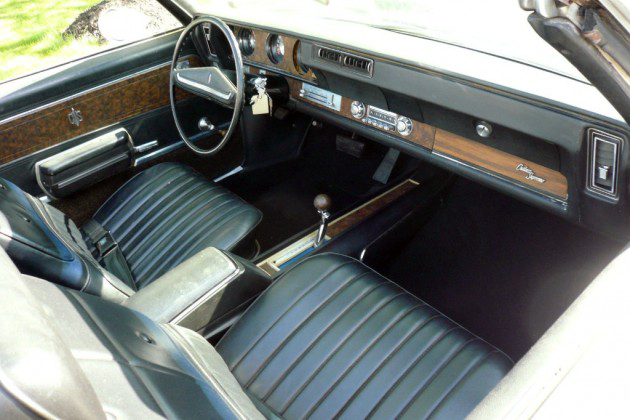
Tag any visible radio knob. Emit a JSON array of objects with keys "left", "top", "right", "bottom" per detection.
[
  {"left": 397, "top": 116, "right": 413, "bottom": 136},
  {"left": 350, "top": 101, "right": 366, "bottom": 119}
]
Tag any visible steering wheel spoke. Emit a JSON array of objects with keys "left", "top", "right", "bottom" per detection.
[
  {"left": 169, "top": 16, "right": 244, "bottom": 155},
  {"left": 173, "top": 66, "right": 237, "bottom": 108}
]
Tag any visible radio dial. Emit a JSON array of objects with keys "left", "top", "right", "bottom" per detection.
[
  {"left": 396, "top": 116, "right": 413, "bottom": 136},
  {"left": 350, "top": 101, "right": 366, "bottom": 119}
]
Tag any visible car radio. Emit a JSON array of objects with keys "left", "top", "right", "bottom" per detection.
[
  {"left": 366, "top": 106, "right": 397, "bottom": 131},
  {"left": 350, "top": 101, "right": 413, "bottom": 136}
]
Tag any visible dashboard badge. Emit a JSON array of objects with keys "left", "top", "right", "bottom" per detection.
[{"left": 516, "top": 164, "right": 546, "bottom": 183}]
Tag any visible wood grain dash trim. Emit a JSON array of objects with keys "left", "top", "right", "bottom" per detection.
[
  {"left": 289, "top": 77, "right": 567, "bottom": 200},
  {"left": 433, "top": 129, "right": 568, "bottom": 199},
  {"left": 289, "top": 79, "right": 433, "bottom": 149},
  {"left": 238, "top": 27, "right": 317, "bottom": 81}
]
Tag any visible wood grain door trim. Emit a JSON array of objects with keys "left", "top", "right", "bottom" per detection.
[
  {"left": 0, "top": 58, "right": 199, "bottom": 166},
  {"left": 433, "top": 129, "right": 569, "bottom": 199}
]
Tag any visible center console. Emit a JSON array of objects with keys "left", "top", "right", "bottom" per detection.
[{"left": 125, "top": 247, "right": 272, "bottom": 337}]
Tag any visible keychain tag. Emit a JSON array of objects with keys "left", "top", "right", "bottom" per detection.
[
  {"left": 250, "top": 77, "right": 273, "bottom": 115},
  {"left": 251, "top": 94, "right": 270, "bottom": 114}
]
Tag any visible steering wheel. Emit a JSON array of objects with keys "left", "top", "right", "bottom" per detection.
[{"left": 169, "top": 16, "right": 245, "bottom": 155}]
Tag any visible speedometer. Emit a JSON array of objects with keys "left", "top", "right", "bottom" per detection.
[{"left": 266, "top": 34, "right": 285, "bottom": 64}]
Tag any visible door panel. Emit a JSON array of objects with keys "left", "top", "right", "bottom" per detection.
[
  {"left": 0, "top": 63, "right": 177, "bottom": 166},
  {"left": 0, "top": 29, "right": 231, "bottom": 195}
]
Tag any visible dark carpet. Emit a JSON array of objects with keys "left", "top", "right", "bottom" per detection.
[
  {"left": 223, "top": 124, "right": 416, "bottom": 253},
  {"left": 377, "top": 178, "right": 624, "bottom": 361}
]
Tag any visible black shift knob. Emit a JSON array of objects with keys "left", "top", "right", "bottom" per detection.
[{"left": 314, "top": 194, "right": 332, "bottom": 212}]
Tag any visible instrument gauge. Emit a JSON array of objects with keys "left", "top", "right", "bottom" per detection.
[
  {"left": 293, "top": 40, "right": 309, "bottom": 75},
  {"left": 266, "top": 34, "right": 285, "bottom": 64},
  {"left": 238, "top": 28, "right": 255, "bottom": 56}
]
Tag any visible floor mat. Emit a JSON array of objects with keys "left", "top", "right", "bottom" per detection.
[{"left": 377, "top": 178, "right": 624, "bottom": 361}]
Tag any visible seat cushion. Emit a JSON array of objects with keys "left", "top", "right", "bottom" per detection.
[
  {"left": 217, "top": 253, "right": 512, "bottom": 419},
  {"left": 92, "top": 163, "right": 261, "bottom": 289}
]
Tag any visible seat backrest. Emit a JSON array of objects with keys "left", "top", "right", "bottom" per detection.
[
  {"left": 0, "top": 177, "right": 132, "bottom": 302},
  {"left": 0, "top": 245, "right": 263, "bottom": 419},
  {"left": 0, "top": 244, "right": 106, "bottom": 419}
]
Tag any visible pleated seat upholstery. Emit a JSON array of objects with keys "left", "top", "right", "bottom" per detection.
[
  {"left": 216, "top": 253, "right": 513, "bottom": 419},
  {"left": 92, "top": 163, "right": 261, "bottom": 290}
]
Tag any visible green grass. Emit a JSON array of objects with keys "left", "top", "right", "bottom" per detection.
[{"left": 0, "top": 0, "right": 107, "bottom": 81}]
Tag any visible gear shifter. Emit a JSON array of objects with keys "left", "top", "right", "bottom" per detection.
[{"left": 313, "top": 194, "right": 331, "bottom": 247}]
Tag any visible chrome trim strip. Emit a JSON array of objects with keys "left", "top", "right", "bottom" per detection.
[
  {"left": 133, "top": 139, "right": 159, "bottom": 154},
  {"left": 134, "top": 142, "right": 183, "bottom": 166},
  {"left": 213, "top": 166, "right": 243, "bottom": 182},
  {"left": 433, "top": 151, "right": 568, "bottom": 205}
]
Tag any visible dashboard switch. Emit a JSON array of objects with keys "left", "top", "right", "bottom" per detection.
[
  {"left": 396, "top": 116, "right": 413, "bottom": 136},
  {"left": 350, "top": 101, "right": 366, "bottom": 119},
  {"left": 475, "top": 121, "right": 493, "bottom": 138}
]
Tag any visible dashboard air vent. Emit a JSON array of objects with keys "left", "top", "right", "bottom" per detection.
[
  {"left": 343, "top": 54, "right": 372, "bottom": 75},
  {"left": 315, "top": 45, "right": 374, "bottom": 77},
  {"left": 587, "top": 128, "right": 622, "bottom": 198},
  {"left": 317, "top": 47, "right": 342, "bottom": 63}
]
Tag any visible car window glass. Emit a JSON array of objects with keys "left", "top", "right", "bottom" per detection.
[{"left": 0, "top": 0, "right": 182, "bottom": 83}]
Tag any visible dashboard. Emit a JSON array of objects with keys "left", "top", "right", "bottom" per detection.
[{"left": 200, "top": 20, "right": 630, "bottom": 239}]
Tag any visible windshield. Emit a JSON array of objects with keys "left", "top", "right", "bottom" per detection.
[{"left": 187, "top": 0, "right": 586, "bottom": 81}]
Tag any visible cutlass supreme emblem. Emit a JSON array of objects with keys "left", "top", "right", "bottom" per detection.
[{"left": 516, "top": 163, "right": 546, "bottom": 183}]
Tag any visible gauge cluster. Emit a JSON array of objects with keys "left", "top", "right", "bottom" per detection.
[{"left": 227, "top": 26, "right": 315, "bottom": 80}]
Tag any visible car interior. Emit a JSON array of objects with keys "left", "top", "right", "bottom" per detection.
[{"left": 0, "top": 2, "right": 629, "bottom": 418}]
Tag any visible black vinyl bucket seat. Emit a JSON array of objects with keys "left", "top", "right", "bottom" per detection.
[
  {"left": 0, "top": 163, "right": 261, "bottom": 301},
  {"left": 0, "top": 248, "right": 512, "bottom": 419}
]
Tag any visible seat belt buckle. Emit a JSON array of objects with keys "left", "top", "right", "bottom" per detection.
[{"left": 95, "top": 231, "right": 117, "bottom": 257}]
